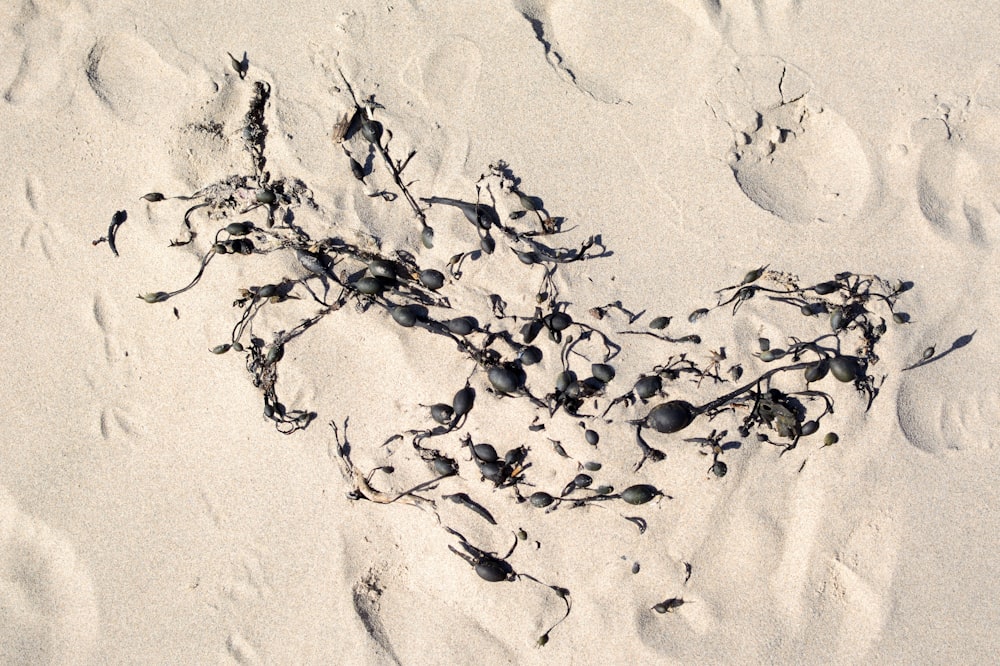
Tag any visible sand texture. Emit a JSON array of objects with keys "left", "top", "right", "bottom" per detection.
[{"left": 2, "top": 1, "right": 999, "bottom": 663}]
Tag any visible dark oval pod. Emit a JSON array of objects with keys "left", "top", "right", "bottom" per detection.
[
  {"left": 213, "top": 242, "right": 229, "bottom": 254},
  {"left": 232, "top": 238, "right": 254, "bottom": 255},
  {"left": 445, "top": 317, "right": 476, "bottom": 336},
  {"left": 585, "top": 429, "right": 600, "bottom": 446},
  {"left": 563, "top": 381, "right": 584, "bottom": 399},
  {"left": 256, "top": 284, "right": 278, "bottom": 298},
  {"left": 421, "top": 226, "right": 435, "bottom": 249},
  {"left": 646, "top": 400, "right": 696, "bottom": 433},
  {"left": 391, "top": 305, "right": 418, "bottom": 327},
  {"left": 648, "top": 316, "right": 670, "bottom": 330},
  {"left": 758, "top": 337, "right": 771, "bottom": 352},
  {"left": 800, "top": 304, "right": 816, "bottom": 317},
  {"left": 521, "top": 319, "right": 542, "bottom": 344},
  {"left": 517, "top": 192, "right": 538, "bottom": 211},
  {"left": 800, "top": 420, "right": 819, "bottom": 436},
  {"left": 266, "top": 343, "right": 284, "bottom": 365},
  {"left": 583, "top": 461, "right": 602, "bottom": 472},
  {"left": 361, "top": 118, "right": 383, "bottom": 144},
  {"left": 545, "top": 312, "right": 572, "bottom": 331},
  {"left": 688, "top": 308, "right": 709, "bottom": 323},
  {"left": 433, "top": 457, "right": 458, "bottom": 476},
  {"left": 813, "top": 281, "right": 839, "bottom": 295},
  {"left": 830, "top": 308, "right": 847, "bottom": 331},
  {"left": 141, "top": 192, "right": 166, "bottom": 202},
  {"left": 555, "top": 370, "right": 577, "bottom": 393},
  {"left": 634, "top": 375, "right": 662, "bottom": 399},
  {"left": 430, "top": 403, "right": 454, "bottom": 424},
  {"left": 519, "top": 346, "right": 543, "bottom": 365},
  {"left": 475, "top": 559, "right": 508, "bottom": 583},
  {"left": 255, "top": 189, "right": 277, "bottom": 204},
  {"left": 594, "top": 485, "right": 614, "bottom": 495},
  {"left": 355, "top": 276, "right": 384, "bottom": 295},
  {"left": 473, "top": 443, "right": 499, "bottom": 463},
  {"left": 804, "top": 359, "right": 829, "bottom": 383},
  {"left": 419, "top": 269, "right": 445, "bottom": 291},
  {"left": 621, "top": 484, "right": 660, "bottom": 505},
  {"left": 591, "top": 363, "right": 616, "bottom": 383},
  {"left": 759, "top": 348, "right": 785, "bottom": 362},
  {"left": 369, "top": 260, "right": 397, "bottom": 279},
  {"left": 480, "top": 235, "right": 496, "bottom": 254},
  {"left": 824, "top": 432, "right": 840, "bottom": 446},
  {"left": 710, "top": 460, "right": 728, "bottom": 477},
  {"left": 829, "top": 356, "right": 860, "bottom": 382},
  {"left": 488, "top": 366, "right": 521, "bottom": 394},
  {"left": 515, "top": 250, "right": 539, "bottom": 265},
  {"left": 478, "top": 460, "right": 502, "bottom": 480},
  {"left": 226, "top": 222, "right": 253, "bottom": 236},
  {"left": 574, "top": 473, "right": 593, "bottom": 488},
  {"left": 529, "top": 491, "right": 555, "bottom": 508},
  {"left": 452, "top": 386, "right": 476, "bottom": 417}
]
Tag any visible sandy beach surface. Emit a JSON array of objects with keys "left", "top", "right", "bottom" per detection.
[{"left": 2, "top": 1, "right": 999, "bottom": 663}]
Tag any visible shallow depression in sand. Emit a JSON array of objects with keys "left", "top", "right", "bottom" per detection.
[{"left": 710, "top": 56, "right": 872, "bottom": 224}]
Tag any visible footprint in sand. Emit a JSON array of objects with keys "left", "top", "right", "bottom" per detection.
[
  {"left": 896, "top": 328, "right": 998, "bottom": 455},
  {"left": 0, "top": 487, "right": 99, "bottom": 664},
  {"left": 511, "top": 0, "right": 700, "bottom": 103},
  {"left": 912, "top": 91, "right": 1000, "bottom": 248},
  {"left": 2, "top": 0, "right": 90, "bottom": 107},
  {"left": 84, "top": 32, "right": 192, "bottom": 123},
  {"left": 708, "top": 55, "right": 873, "bottom": 225},
  {"left": 85, "top": 293, "right": 141, "bottom": 441}
]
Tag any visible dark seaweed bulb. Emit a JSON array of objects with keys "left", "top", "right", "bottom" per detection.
[
  {"left": 645, "top": 401, "right": 696, "bottom": 433},
  {"left": 688, "top": 308, "right": 709, "bottom": 323},
  {"left": 488, "top": 365, "right": 522, "bottom": 394},
  {"left": 710, "top": 460, "right": 728, "bottom": 478},
  {"left": 421, "top": 226, "right": 435, "bottom": 249},
  {"left": 800, "top": 420, "right": 819, "bottom": 436},
  {"left": 360, "top": 117, "right": 383, "bottom": 144},
  {"left": 430, "top": 403, "right": 454, "bottom": 424},
  {"left": 555, "top": 370, "right": 577, "bottom": 393},
  {"left": 452, "top": 386, "right": 476, "bottom": 417},
  {"left": 445, "top": 317, "right": 476, "bottom": 336},
  {"left": 369, "top": 260, "right": 397, "bottom": 279},
  {"left": 475, "top": 559, "right": 509, "bottom": 583},
  {"left": 829, "top": 356, "right": 861, "bottom": 383},
  {"left": 355, "top": 276, "right": 384, "bottom": 295},
  {"left": 529, "top": 491, "right": 555, "bottom": 508},
  {"left": 519, "top": 346, "right": 543, "bottom": 366},
  {"left": 648, "top": 316, "right": 670, "bottom": 330},
  {"left": 621, "top": 484, "right": 661, "bottom": 505},
  {"left": 591, "top": 363, "right": 616, "bottom": 383},
  {"left": 804, "top": 359, "right": 829, "bottom": 383},
  {"left": 585, "top": 429, "right": 600, "bottom": 446},
  {"left": 255, "top": 189, "right": 277, "bottom": 204},
  {"left": 544, "top": 312, "right": 572, "bottom": 332},
  {"left": 433, "top": 457, "right": 458, "bottom": 476},
  {"left": 391, "top": 305, "right": 419, "bottom": 327},
  {"left": 225, "top": 222, "right": 253, "bottom": 236},
  {"left": 634, "top": 375, "right": 662, "bottom": 399},
  {"left": 473, "top": 443, "right": 499, "bottom": 463},
  {"left": 419, "top": 269, "right": 446, "bottom": 291},
  {"left": 813, "top": 281, "right": 839, "bottom": 295},
  {"left": 574, "top": 473, "right": 593, "bottom": 488},
  {"left": 480, "top": 235, "right": 496, "bottom": 254}
]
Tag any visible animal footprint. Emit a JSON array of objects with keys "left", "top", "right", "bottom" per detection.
[
  {"left": 512, "top": 0, "right": 699, "bottom": 103},
  {"left": 84, "top": 293, "right": 140, "bottom": 440},
  {"left": 913, "top": 93, "right": 1000, "bottom": 248},
  {"left": 708, "top": 55, "right": 872, "bottom": 225},
  {"left": 0, "top": 487, "right": 99, "bottom": 663}
]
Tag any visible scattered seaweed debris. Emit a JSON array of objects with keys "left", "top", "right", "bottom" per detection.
[{"left": 102, "top": 55, "right": 923, "bottom": 645}]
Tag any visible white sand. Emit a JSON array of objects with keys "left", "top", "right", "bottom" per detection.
[{"left": 2, "top": 0, "right": 999, "bottom": 663}]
